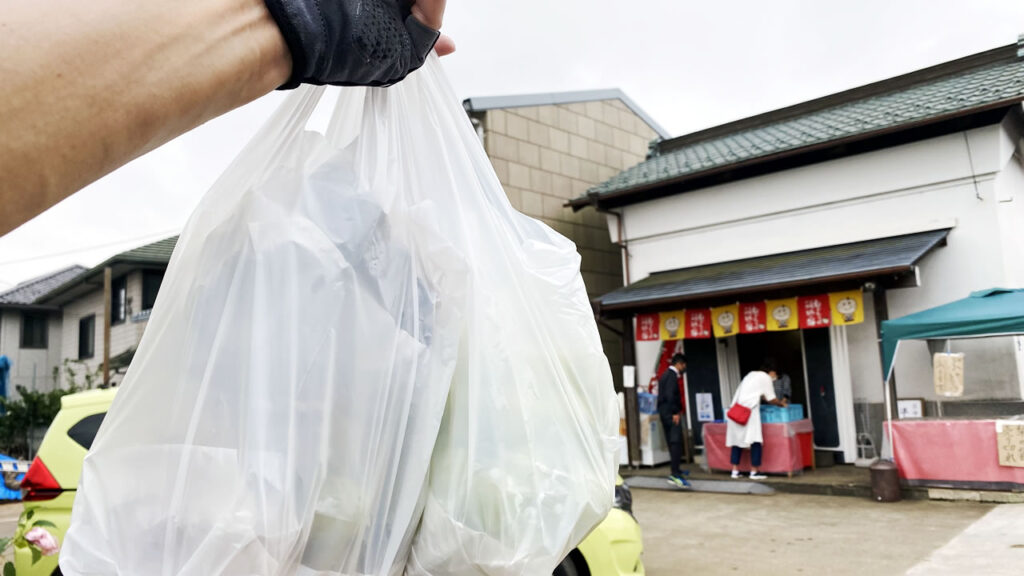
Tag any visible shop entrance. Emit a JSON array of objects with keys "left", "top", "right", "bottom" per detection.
[
  {"left": 736, "top": 331, "right": 807, "bottom": 408},
  {"left": 736, "top": 329, "right": 842, "bottom": 453}
]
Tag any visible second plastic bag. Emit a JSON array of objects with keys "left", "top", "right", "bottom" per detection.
[{"left": 61, "top": 56, "right": 617, "bottom": 576}]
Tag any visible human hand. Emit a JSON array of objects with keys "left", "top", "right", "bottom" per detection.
[
  {"left": 672, "top": 414, "right": 681, "bottom": 425},
  {"left": 264, "top": 0, "right": 451, "bottom": 88}
]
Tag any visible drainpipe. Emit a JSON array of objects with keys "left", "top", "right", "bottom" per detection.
[
  {"left": 600, "top": 207, "right": 641, "bottom": 465},
  {"left": 604, "top": 209, "right": 631, "bottom": 285}
]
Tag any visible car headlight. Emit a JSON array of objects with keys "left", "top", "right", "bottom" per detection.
[{"left": 613, "top": 482, "right": 633, "bottom": 516}]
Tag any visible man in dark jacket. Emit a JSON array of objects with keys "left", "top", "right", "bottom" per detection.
[{"left": 657, "top": 353, "right": 690, "bottom": 488}]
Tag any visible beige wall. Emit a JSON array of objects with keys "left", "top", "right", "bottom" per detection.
[
  {"left": 60, "top": 271, "right": 149, "bottom": 385},
  {"left": 0, "top": 309, "right": 64, "bottom": 395},
  {"left": 481, "top": 99, "right": 659, "bottom": 387}
]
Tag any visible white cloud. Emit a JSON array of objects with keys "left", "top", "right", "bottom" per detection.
[{"left": 1, "top": 0, "right": 1022, "bottom": 287}]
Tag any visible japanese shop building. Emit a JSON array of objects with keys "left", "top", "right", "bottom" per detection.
[{"left": 570, "top": 37, "right": 1024, "bottom": 466}]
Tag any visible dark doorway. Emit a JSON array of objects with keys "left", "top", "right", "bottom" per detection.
[
  {"left": 803, "top": 328, "right": 840, "bottom": 449},
  {"left": 683, "top": 338, "right": 720, "bottom": 447},
  {"left": 736, "top": 331, "right": 807, "bottom": 408}
]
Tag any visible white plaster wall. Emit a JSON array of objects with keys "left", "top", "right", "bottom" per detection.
[
  {"left": 619, "top": 122, "right": 1007, "bottom": 281},
  {"left": 848, "top": 296, "right": 885, "bottom": 404},
  {"left": 0, "top": 310, "right": 64, "bottom": 395}
]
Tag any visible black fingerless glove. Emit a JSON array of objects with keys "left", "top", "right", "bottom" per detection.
[{"left": 263, "top": 0, "right": 441, "bottom": 89}]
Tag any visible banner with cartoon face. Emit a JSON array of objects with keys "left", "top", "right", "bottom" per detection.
[
  {"left": 633, "top": 291, "right": 864, "bottom": 342},
  {"left": 829, "top": 290, "right": 864, "bottom": 326},
  {"left": 711, "top": 303, "right": 740, "bottom": 338},
  {"left": 766, "top": 298, "right": 799, "bottom": 331},
  {"left": 659, "top": 309, "right": 686, "bottom": 340}
]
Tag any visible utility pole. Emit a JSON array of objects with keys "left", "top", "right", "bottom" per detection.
[{"left": 103, "top": 267, "right": 112, "bottom": 387}]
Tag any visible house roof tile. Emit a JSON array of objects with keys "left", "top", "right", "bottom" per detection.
[{"left": 573, "top": 39, "right": 1024, "bottom": 208}]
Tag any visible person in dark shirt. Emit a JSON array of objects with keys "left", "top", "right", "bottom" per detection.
[{"left": 657, "top": 353, "right": 690, "bottom": 488}]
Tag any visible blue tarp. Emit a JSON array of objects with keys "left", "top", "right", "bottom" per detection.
[
  {"left": 0, "top": 454, "right": 23, "bottom": 501},
  {"left": 881, "top": 288, "right": 1024, "bottom": 379}
]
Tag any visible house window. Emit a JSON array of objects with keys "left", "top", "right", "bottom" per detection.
[
  {"left": 111, "top": 275, "right": 127, "bottom": 325},
  {"left": 20, "top": 312, "right": 48, "bottom": 349},
  {"left": 142, "top": 270, "right": 164, "bottom": 311},
  {"left": 79, "top": 315, "right": 96, "bottom": 359}
]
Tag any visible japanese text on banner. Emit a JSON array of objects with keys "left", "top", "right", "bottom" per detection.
[
  {"left": 739, "top": 302, "right": 767, "bottom": 334},
  {"left": 685, "top": 309, "right": 712, "bottom": 339},
  {"left": 798, "top": 295, "right": 831, "bottom": 329},
  {"left": 636, "top": 313, "right": 660, "bottom": 341}
]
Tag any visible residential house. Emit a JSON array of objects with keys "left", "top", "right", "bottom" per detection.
[
  {"left": 0, "top": 265, "right": 86, "bottom": 396},
  {"left": 464, "top": 89, "right": 670, "bottom": 387},
  {"left": 571, "top": 37, "right": 1024, "bottom": 464},
  {"left": 26, "top": 90, "right": 666, "bottom": 392},
  {"left": 36, "top": 237, "right": 176, "bottom": 385}
]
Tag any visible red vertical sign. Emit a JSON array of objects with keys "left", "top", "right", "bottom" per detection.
[
  {"left": 798, "top": 295, "right": 832, "bottom": 329},
  {"left": 636, "top": 313, "right": 661, "bottom": 341},
  {"left": 685, "top": 309, "right": 712, "bottom": 339},
  {"left": 739, "top": 302, "right": 767, "bottom": 334}
]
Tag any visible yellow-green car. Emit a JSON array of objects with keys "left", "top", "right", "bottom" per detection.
[
  {"left": 18, "top": 388, "right": 644, "bottom": 576},
  {"left": 555, "top": 476, "right": 645, "bottom": 576},
  {"left": 17, "top": 387, "right": 115, "bottom": 576}
]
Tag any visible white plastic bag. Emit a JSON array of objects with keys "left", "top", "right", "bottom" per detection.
[{"left": 62, "top": 56, "right": 617, "bottom": 576}]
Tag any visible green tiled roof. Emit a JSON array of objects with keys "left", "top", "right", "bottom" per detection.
[
  {"left": 114, "top": 235, "right": 178, "bottom": 265},
  {"left": 575, "top": 40, "right": 1024, "bottom": 206},
  {"left": 35, "top": 236, "right": 178, "bottom": 305}
]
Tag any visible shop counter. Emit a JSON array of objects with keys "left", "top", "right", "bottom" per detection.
[
  {"left": 703, "top": 419, "right": 815, "bottom": 477},
  {"left": 889, "top": 419, "right": 1024, "bottom": 490}
]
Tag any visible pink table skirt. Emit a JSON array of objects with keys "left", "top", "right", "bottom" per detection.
[
  {"left": 890, "top": 419, "right": 1024, "bottom": 489},
  {"left": 703, "top": 419, "right": 814, "bottom": 475}
]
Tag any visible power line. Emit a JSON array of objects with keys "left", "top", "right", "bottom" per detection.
[{"left": 0, "top": 229, "right": 180, "bottom": 267}]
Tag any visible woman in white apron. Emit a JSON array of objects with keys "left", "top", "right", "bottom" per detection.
[{"left": 727, "top": 360, "right": 788, "bottom": 479}]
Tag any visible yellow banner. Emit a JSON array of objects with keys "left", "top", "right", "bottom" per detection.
[
  {"left": 830, "top": 290, "right": 865, "bottom": 326},
  {"left": 659, "top": 309, "right": 686, "bottom": 341},
  {"left": 766, "top": 298, "right": 799, "bottom": 331},
  {"left": 711, "top": 303, "right": 740, "bottom": 338}
]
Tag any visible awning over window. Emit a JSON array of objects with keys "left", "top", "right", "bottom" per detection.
[{"left": 599, "top": 229, "right": 950, "bottom": 312}]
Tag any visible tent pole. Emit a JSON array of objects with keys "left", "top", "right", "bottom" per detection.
[{"left": 874, "top": 288, "right": 899, "bottom": 420}]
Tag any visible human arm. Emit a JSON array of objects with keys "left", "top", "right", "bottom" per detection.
[
  {"left": 0, "top": 0, "right": 452, "bottom": 236},
  {"left": 670, "top": 372, "right": 683, "bottom": 424}
]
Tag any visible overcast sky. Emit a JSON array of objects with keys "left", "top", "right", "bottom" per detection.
[{"left": 1, "top": 0, "right": 1023, "bottom": 288}]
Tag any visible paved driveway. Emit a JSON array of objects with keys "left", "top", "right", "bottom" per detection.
[{"left": 633, "top": 487, "right": 993, "bottom": 575}]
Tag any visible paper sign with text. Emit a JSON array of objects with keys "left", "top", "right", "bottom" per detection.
[{"left": 997, "top": 421, "right": 1024, "bottom": 468}]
